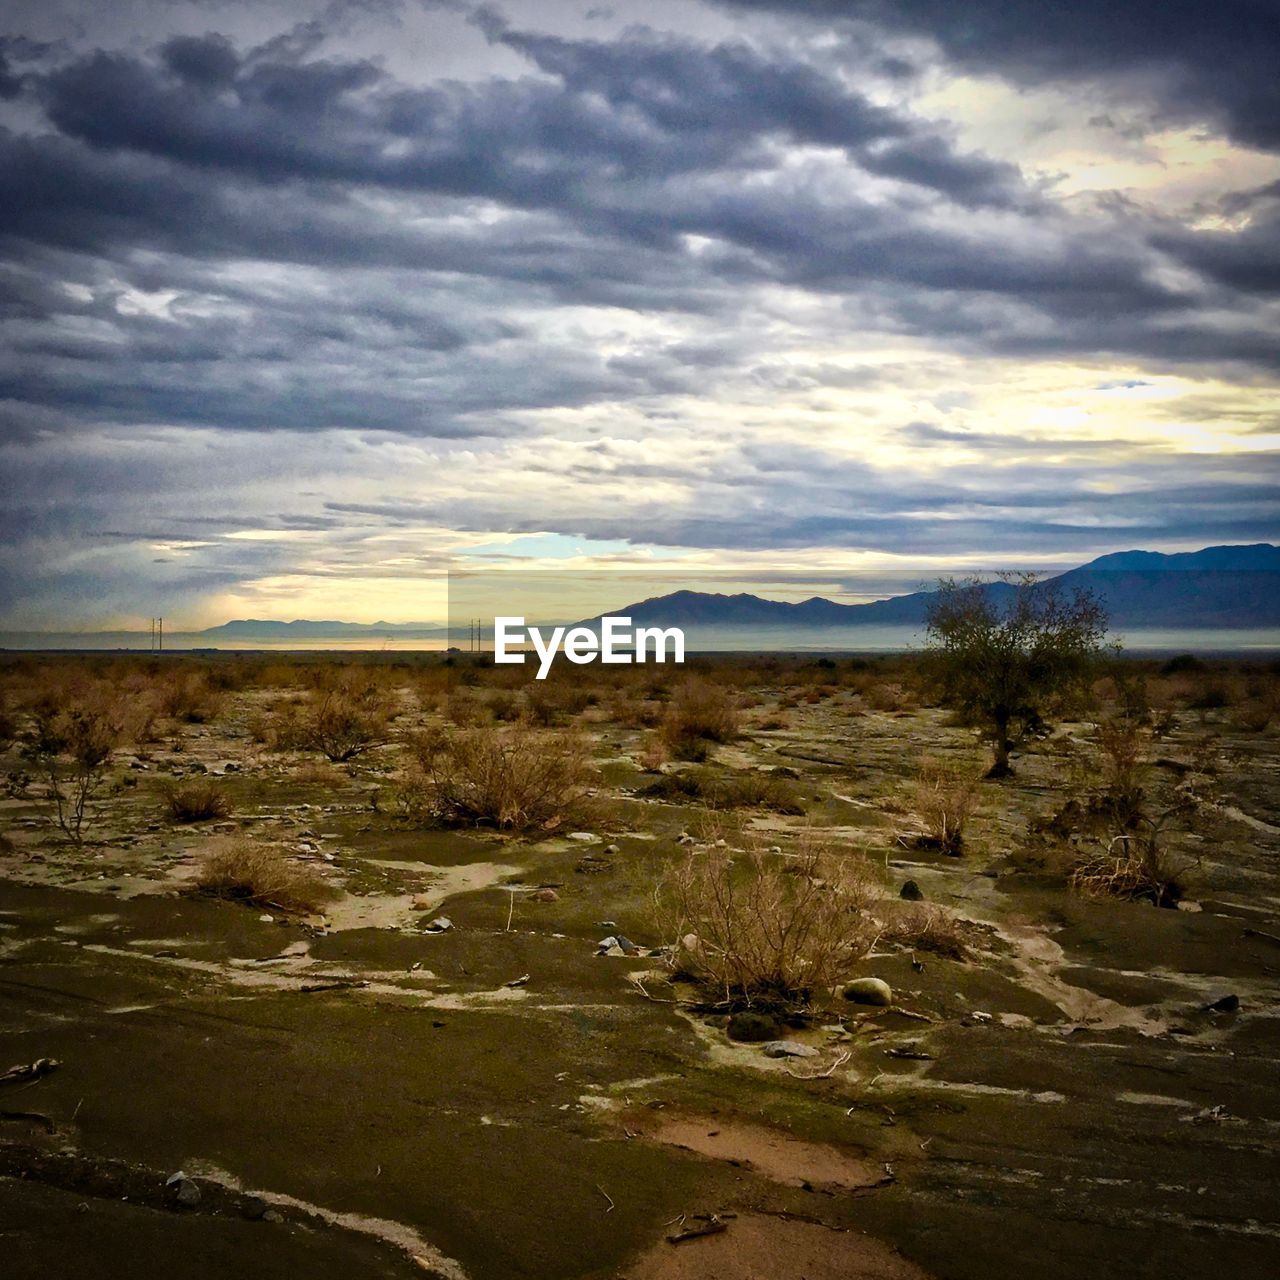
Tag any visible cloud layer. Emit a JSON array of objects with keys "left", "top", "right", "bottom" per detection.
[{"left": 1, "top": 1, "right": 1277, "bottom": 626}]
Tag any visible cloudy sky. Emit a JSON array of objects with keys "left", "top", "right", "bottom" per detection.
[{"left": 1, "top": 0, "right": 1278, "bottom": 628}]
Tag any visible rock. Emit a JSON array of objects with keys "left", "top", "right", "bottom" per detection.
[
  {"left": 423, "top": 917, "right": 452, "bottom": 934},
  {"left": 1204, "top": 993, "right": 1239, "bottom": 1013},
  {"left": 900, "top": 879, "right": 923, "bottom": 901},
  {"left": 842, "top": 977, "right": 893, "bottom": 1007},
  {"left": 258, "top": 914, "right": 274, "bottom": 924},
  {"left": 568, "top": 831, "right": 598, "bottom": 842},
  {"left": 223, "top": 762, "right": 239, "bottom": 773},
  {"left": 1176, "top": 900, "right": 1203, "bottom": 913},
  {"left": 530, "top": 887, "right": 559, "bottom": 903},
  {"left": 188, "top": 761, "right": 208, "bottom": 774},
  {"left": 412, "top": 895, "right": 436, "bottom": 910},
  {"left": 241, "top": 1195, "right": 270, "bottom": 1221},
  {"left": 166, "top": 1172, "right": 200, "bottom": 1208},
  {"left": 604, "top": 843, "right": 620, "bottom": 856},
  {"left": 615, "top": 935, "right": 641, "bottom": 956},
  {"left": 261, "top": 1208, "right": 284, "bottom": 1223},
  {"left": 727, "top": 1011, "right": 778, "bottom": 1042},
  {"left": 762, "top": 1040, "right": 819, "bottom": 1059}
]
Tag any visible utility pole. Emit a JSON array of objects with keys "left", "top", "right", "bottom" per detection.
[{"left": 158, "top": 617, "right": 163, "bottom": 653}]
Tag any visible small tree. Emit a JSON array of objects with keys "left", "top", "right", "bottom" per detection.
[{"left": 924, "top": 573, "right": 1109, "bottom": 776}]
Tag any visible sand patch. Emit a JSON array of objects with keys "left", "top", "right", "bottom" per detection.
[
  {"left": 623, "top": 1212, "right": 930, "bottom": 1280},
  {"left": 633, "top": 1114, "right": 889, "bottom": 1192}
]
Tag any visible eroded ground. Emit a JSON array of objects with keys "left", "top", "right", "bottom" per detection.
[{"left": 2, "top": 657, "right": 1278, "bottom": 1278}]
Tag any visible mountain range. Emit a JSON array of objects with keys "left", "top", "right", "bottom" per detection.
[{"left": 604, "top": 543, "right": 1280, "bottom": 631}]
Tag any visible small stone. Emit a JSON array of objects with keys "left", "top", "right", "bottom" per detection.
[
  {"left": 530, "top": 887, "right": 559, "bottom": 903},
  {"left": 900, "top": 879, "right": 923, "bottom": 901},
  {"left": 258, "top": 914, "right": 274, "bottom": 924},
  {"left": 241, "top": 1195, "right": 270, "bottom": 1221},
  {"left": 1205, "top": 993, "right": 1239, "bottom": 1013},
  {"left": 423, "top": 917, "right": 452, "bottom": 934},
  {"left": 604, "top": 844, "right": 620, "bottom": 856},
  {"left": 762, "top": 1040, "right": 819, "bottom": 1059},
  {"left": 727, "top": 1011, "right": 778, "bottom": 1042},
  {"left": 262, "top": 1208, "right": 283, "bottom": 1223},
  {"left": 1176, "top": 900, "right": 1203, "bottom": 913},
  {"left": 568, "top": 831, "right": 598, "bottom": 842},
  {"left": 842, "top": 977, "right": 893, "bottom": 1007}
]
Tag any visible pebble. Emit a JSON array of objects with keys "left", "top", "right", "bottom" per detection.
[{"left": 842, "top": 977, "right": 893, "bottom": 1007}]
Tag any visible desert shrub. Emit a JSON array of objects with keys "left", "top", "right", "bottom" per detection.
[
  {"left": 612, "top": 697, "right": 664, "bottom": 729},
  {"left": 523, "top": 681, "right": 591, "bottom": 726},
  {"left": 163, "top": 780, "right": 232, "bottom": 823},
  {"left": 656, "top": 832, "right": 878, "bottom": 1014},
  {"left": 636, "top": 732, "right": 669, "bottom": 771},
  {"left": 640, "top": 767, "right": 804, "bottom": 815},
  {"left": 910, "top": 757, "right": 982, "bottom": 855},
  {"left": 1093, "top": 716, "right": 1149, "bottom": 824},
  {"left": 1188, "top": 680, "right": 1230, "bottom": 711},
  {"left": 1231, "top": 698, "right": 1274, "bottom": 733},
  {"left": 661, "top": 679, "right": 739, "bottom": 761},
  {"left": 881, "top": 903, "right": 971, "bottom": 960},
  {"left": 1069, "top": 824, "right": 1192, "bottom": 908},
  {"left": 22, "top": 691, "right": 121, "bottom": 845},
  {"left": 194, "top": 841, "right": 337, "bottom": 914},
  {"left": 864, "top": 683, "right": 902, "bottom": 713},
  {"left": 159, "top": 671, "right": 225, "bottom": 724},
  {"left": 273, "top": 676, "right": 394, "bottom": 760},
  {"left": 398, "top": 726, "right": 596, "bottom": 832}
]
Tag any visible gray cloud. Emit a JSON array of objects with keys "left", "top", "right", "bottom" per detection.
[{"left": 0, "top": 1, "right": 1277, "bottom": 625}]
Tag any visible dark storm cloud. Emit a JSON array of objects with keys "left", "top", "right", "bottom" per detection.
[
  {"left": 713, "top": 0, "right": 1280, "bottom": 152},
  {"left": 0, "top": 12, "right": 1273, "bottom": 449}
]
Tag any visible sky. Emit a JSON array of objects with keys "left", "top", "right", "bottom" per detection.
[{"left": 1, "top": 0, "right": 1278, "bottom": 629}]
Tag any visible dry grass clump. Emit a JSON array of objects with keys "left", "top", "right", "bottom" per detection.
[
  {"left": 881, "top": 903, "right": 971, "bottom": 960},
  {"left": 398, "top": 725, "right": 596, "bottom": 833},
  {"left": 910, "top": 757, "right": 983, "bottom": 855},
  {"left": 640, "top": 766, "right": 805, "bottom": 815},
  {"left": 656, "top": 832, "right": 879, "bottom": 1014},
  {"left": 158, "top": 671, "right": 225, "bottom": 724},
  {"left": 163, "top": 780, "right": 232, "bottom": 823},
  {"left": 661, "top": 679, "right": 740, "bottom": 761},
  {"left": 194, "top": 840, "right": 338, "bottom": 914}
]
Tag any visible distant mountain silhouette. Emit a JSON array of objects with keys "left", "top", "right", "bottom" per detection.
[
  {"left": 605, "top": 544, "right": 1280, "bottom": 630},
  {"left": 198, "top": 618, "right": 445, "bottom": 638}
]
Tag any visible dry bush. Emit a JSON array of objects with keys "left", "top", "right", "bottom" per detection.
[
  {"left": 1069, "top": 824, "right": 1192, "bottom": 908},
  {"left": 864, "top": 683, "right": 902, "bottom": 713},
  {"left": 661, "top": 679, "right": 740, "bottom": 761},
  {"left": 274, "top": 675, "right": 395, "bottom": 760},
  {"left": 158, "top": 670, "right": 225, "bottom": 724},
  {"left": 291, "top": 760, "right": 348, "bottom": 786},
  {"left": 1093, "top": 716, "right": 1149, "bottom": 823},
  {"left": 163, "top": 780, "right": 232, "bottom": 823},
  {"left": 636, "top": 732, "right": 669, "bottom": 771},
  {"left": 398, "top": 725, "right": 596, "bottom": 832},
  {"left": 656, "top": 831, "right": 878, "bottom": 1013},
  {"left": 194, "top": 840, "right": 337, "bottom": 914},
  {"left": 22, "top": 689, "right": 122, "bottom": 845},
  {"left": 640, "top": 766, "right": 805, "bottom": 815},
  {"left": 523, "top": 681, "right": 592, "bottom": 727},
  {"left": 910, "top": 757, "right": 983, "bottom": 855},
  {"left": 881, "top": 903, "right": 970, "bottom": 960}
]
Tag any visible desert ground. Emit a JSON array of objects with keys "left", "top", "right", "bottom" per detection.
[{"left": 1, "top": 651, "right": 1278, "bottom": 1279}]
